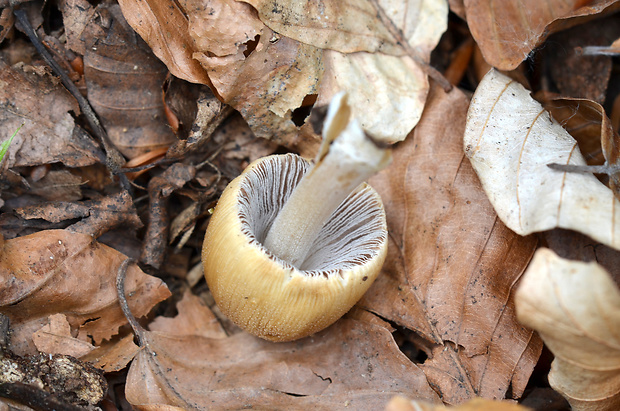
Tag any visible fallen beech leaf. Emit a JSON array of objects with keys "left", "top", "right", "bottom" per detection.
[
  {"left": 148, "top": 290, "right": 226, "bottom": 339},
  {"left": 193, "top": 23, "right": 323, "bottom": 144},
  {"left": 81, "top": 3, "right": 177, "bottom": 159},
  {"left": 317, "top": 50, "right": 429, "bottom": 143},
  {"left": 28, "top": 170, "right": 82, "bottom": 202},
  {"left": 32, "top": 313, "right": 95, "bottom": 358},
  {"left": 362, "top": 82, "right": 541, "bottom": 403},
  {"left": 385, "top": 395, "right": 531, "bottom": 411},
  {"left": 464, "top": 69, "right": 620, "bottom": 250},
  {"left": 125, "top": 319, "right": 441, "bottom": 409},
  {"left": 537, "top": 94, "right": 609, "bottom": 165},
  {"left": 58, "top": 0, "right": 95, "bottom": 55},
  {"left": 538, "top": 95, "right": 620, "bottom": 197},
  {"left": 0, "top": 230, "right": 171, "bottom": 356},
  {"left": 0, "top": 60, "right": 101, "bottom": 168},
  {"left": 242, "top": 0, "right": 445, "bottom": 57},
  {"left": 116, "top": 0, "right": 210, "bottom": 84},
  {"left": 515, "top": 248, "right": 620, "bottom": 411},
  {"left": 464, "top": 0, "right": 620, "bottom": 70},
  {"left": 80, "top": 333, "right": 140, "bottom": 372}
]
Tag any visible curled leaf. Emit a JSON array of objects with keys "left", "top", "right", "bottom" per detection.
[
  {"left": 464, "top": 69, "right": 620, "bottom": 250},
  {"left": 515, "top": 248, "right": 620, "bottom": 411}
]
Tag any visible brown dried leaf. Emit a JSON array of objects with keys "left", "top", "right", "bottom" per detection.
[
  {"left": 362, "top": 81, "right": 541, "bottom": 403},
  {"left": 385, "top": 396, "right": 532, "bottom": 411},
  {"left": 125, "top": 319, "right": 440, "bottom": 409},
  {"left": 148, "top": 290, "right": 226, "bottom": 339},
  {"left": 0, "top": 230, "right": 171, "bottom": 356},
  {"left": 116, "top": 0, "right": 210, "bottom": 85},
  {"left": 32, "top": 314, "right": 95, "bottom": 358},
  {"left": 542, "top": 17, "right": 620, "bottom": 103},
  {"left": 242, "top": 0, "right": 445, "bottom": 57},
  {"left": 15, "top": 191, "right": 142, "bottom": 238},
  {"left": 516, "top": 248, "right": 620, "bottom": 411},
  {"left": 80, "top": 333, "right": 140, "bottom": 372},
  {"left": 58, "top": 0, "right": 96, "bottom": 55},
  {"left": 192, "top": 23, "right": 323, "bottom": 144},
  {"left": 82, "top": 4, "right": 177, "bottom": 159},
  {"left": 464, "top": 0, "right": 620, "bottom": 70},
  {"left": 27, "top": 170, "right": 82, "bottom": 202},
  {"left": 540, "top": 95, "right": 620, "bottom": 197},
  {"left": 0, "top": 60, "right": 101, "bottom": 168}
]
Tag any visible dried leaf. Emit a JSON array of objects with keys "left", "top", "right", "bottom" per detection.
[
  {"left": 82, "top": 4, "right": 177, "bottom": 159},
  {"left": 242, "top": 0, "right": 445, "bottom": 57},
  {"left": 80, "top": 333, "right": 140, "bottom": 372},
  {"left": 0, "top": 60, "right": 101, "bottom": 168},
  {"left": 193, "top": 23, "right": 323, "bottom": 144},
  {"left": 515, "top": 248, "right": 620, "bottom": 411},
  {"left": 58, "top": 0, "right": 96, "bottom": 55},
  {"left": 362, "top": 81, "right": 541, "bottom": 403},
  {"left": 247, "top": 0, "right": 448, "bottom": 142},
  {"left": 464, "top": 69, "right": 620, "bottom": 250},
  {"left": 464, "top": 0, "right": 620, "bottom": 70},
  {"left": 385, "top": 396, "right": 532, "bottom": 411},
  {"left": 116, "top": 0, "right": 210, "bottom": 84},
  {"left": 32, "top": 314, "right": 95, "bottom": 358},
  {"left": 542, "top": 17, "right": 620, "bottom": 103},
  {"left": 16, "top": 191, "right": 142, "bottom": 238},
  {"left": 148, "top": 290, "right": 226, "bottom": 339},
  {"left": 316, "top": 50, "right": 428, "bottom": 143},
  {"left": 27, "top": 170, "right": 82, "bottom": 202},
  {"left": 0, "top": 230, "right": 171, "bottom": 356},
  {"left": 125, "top": 319, "right": 441, "bottom": 409}
]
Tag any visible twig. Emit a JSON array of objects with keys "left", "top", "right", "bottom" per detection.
[
  {"left": 116, "top": 258, "right": 147, "bottom": 346},
  {"left": 368, "top": 0, "right": 453, "bottom": 92},
  {"left": 547, "top": 163, "right": 618, "bottom": 175}
]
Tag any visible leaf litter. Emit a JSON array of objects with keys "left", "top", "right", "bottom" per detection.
[{"left": 0, "top": 0, "right": 619, "bottom": 409}]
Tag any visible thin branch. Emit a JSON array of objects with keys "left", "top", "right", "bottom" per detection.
[
  {"left": 547, "top": 163, "right": 619, "bottom": 175},
  {"left": 116, "top": 258, "right": 147, "bottom": 347}
]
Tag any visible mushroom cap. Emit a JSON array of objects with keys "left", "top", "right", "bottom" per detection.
[{"left": 202, "top": 153, "right": 388, "bottom": 342}]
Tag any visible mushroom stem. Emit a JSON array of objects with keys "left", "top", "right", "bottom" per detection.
[{"left": 263, "top": 93, "right": 391, "bottom": 268}]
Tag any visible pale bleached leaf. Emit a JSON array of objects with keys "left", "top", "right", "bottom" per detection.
[
  {"left": 515, "top": 248, "right": 620, "bottom": 411},
  {"left": 464, "top": 69, "right": 620, "bottom": 250},
  {"left": 317, "top": 51, "right": 428, "bottom": 143}
]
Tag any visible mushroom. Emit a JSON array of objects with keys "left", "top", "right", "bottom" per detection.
[{"left": 202, "top": 93, "right": 391, "bottom": 341}]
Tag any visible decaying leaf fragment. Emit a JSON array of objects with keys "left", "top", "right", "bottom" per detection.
[
  {"left": 0, "top": 60, "right": 102, "bottom": 168},
  {"left": 0, "top": 230, "right": 171, "bottom": 356},
  {"left": 515, "top": 248, "right": 620, "bottom": 411},
  {"left": 464, "top": 69, "right": 620, "bottom": 250}
]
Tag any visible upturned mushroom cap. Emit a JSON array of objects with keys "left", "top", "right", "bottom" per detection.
[{"left": 202, "top": 154, "right": 388, "bottom": 341}]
